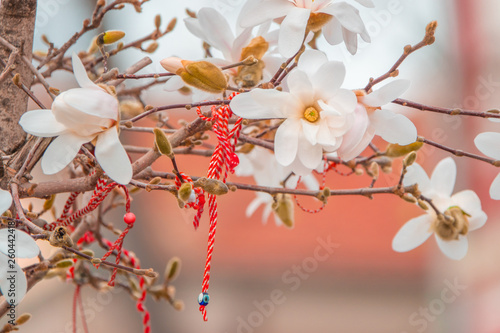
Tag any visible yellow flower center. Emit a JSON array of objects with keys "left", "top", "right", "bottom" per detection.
[{"left": 303, "top": 106, "right": 320, "bottom": 123}]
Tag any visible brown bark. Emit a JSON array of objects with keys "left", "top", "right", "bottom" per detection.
[{"left": 0, "top": 0, "right": 37, "bottom": 155}]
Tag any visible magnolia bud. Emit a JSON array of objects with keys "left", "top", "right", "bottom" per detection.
[
  {"left": 273, "top": 194, "right": 294, "bottom": 229},
  {"left": 153, "top": 128, "right": 174, "bottom": 158},
  {"left": 417, "top": 199, "right": 429, "bottom": 210},
  {"left": 91, "top": 258, "right": 102, "bottom": 265},
  {"left": 173, "top": 300, "right": 185, "bottom": 311},
  {"left": 43, "top": 194, "right": 56, "bottom": 211},
  {"left": 55, "top": 259, "right": 74, "bottom": 268},
  {"left": 194, "top": 177, "right": 228, "bottom": 195},
  {"left": 15, "top": 313, "right": 31, "bottom": 325},
  {"left": 369, "top": 162, "right": 379, "bottom": 179},
  {"left": 165, "top": 257, "right": 181, "bottom": 282},
  {"left": 148, "top": 177, "right": 162, "bottom": 185},
  {"left": 160, "top": 57, "right": 184, "bottom": 74},
  {"left": 180, "top": 61, "right": 227, "bottom": 93},
  {"left": 178, "top": 183, "right": 193, "bottom": 202},
  {"left": 97, "top": 30, "right": 125, "bottom": 45},
  {"left": 386, "top": 142, "right": 423, "bottom": 158},
  {"left": 166, "top": 17, "right": 177, "bottom": 32},
  {"left": 154, "top": 14, "right": 162, "bottom": 29},
  {"left": 88, "top": 36, "right": 99, "bottom": 53},
  {"left": 404, "top": 152, "right": 417, "bottom": 167},
  {"left": 145, "top": 42, "right": 159, "bottom": 53}
]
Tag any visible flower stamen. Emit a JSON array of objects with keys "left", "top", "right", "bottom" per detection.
[{"left": 303, "top": 106, "right": 320, "bottom": 123}]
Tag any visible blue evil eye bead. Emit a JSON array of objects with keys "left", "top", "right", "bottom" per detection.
[{"left": 198, "top": 292, "right": 210, "bottom": 306}]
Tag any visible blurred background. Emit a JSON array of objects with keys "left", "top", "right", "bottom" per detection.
[{"left": 7, "top": 0, "right": 500, "bottom": 332}]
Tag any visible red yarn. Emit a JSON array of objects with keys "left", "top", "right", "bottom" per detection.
[{"left": 197, "top": 92, "right": 242, "bottom": 321}]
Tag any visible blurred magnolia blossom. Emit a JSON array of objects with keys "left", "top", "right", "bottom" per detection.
[
  {"left": 163, "top": 7, "right": 284, "bottom": 98},
  {"left": 0, "top": 189, "right": 40, "bottom": 305},
  {"left": 231, "top": 50, "right": 357, "bottom": 175},
  {"left": 19, "top": 53, "right": 132, "bottom": 185},
  {"left": 236, "top": 145, "right": 320, "bottom": 227},
  {"left": 392, "top": 158, "right": 487, "bottom": 260},
  {"left": 238, "top": 0, "right": 373, "bottom": 57},
  {"left": 474, "top": 132, "right": 500, "bottom": 199},
  {"left": 337, "top": 80, "right": 417, "bottom": 161}
]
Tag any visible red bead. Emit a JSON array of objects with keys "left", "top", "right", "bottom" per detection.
[
  {"left": 123, "top": 212, "right": 136, "bottom": 225},
  {"left": 228, "top": 153, "right": 239, "bottom": 172}
]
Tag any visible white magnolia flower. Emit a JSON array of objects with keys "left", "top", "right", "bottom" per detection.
[
  {"left": 235, "top": 146, "right": 319, "bottom": 226},
  {"left": 0, "top": 189, "right": 40, "bottom": 305},
  {"left": 337, "top": 80, "right": 417, "bottom": 161},
  {"left": 165, "top": 7, "right": 283, "bottom": 95},
  {"left": 19, "top": 53, "right": 132, "bottom": 185},
  {"left": 474, "top": 132, "right": 500, "bottom": 199},
  {"left": 238, "top": 0, "right": 373, "bottom": 57},
  {"left": 392, "top": 157, "right": 487, "bottom": 260},
  {"left": 236, "top": 146, "right": 319, "bottom": 227},
  {"left": 230, "top": 50, "right": 357, "bottom": 175}
]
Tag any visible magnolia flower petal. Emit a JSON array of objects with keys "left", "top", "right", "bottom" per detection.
[
  {"left": 318, "top": 100, "right": 341, "bottom": 117},
  {"left": 403, "top": 163, "right": 432, "bottom": 195},
  {"left": 354, "top": 0, "right": 375, "bottom": 8},
  {"left": 451, "top": 190, "right": 482, "bottom": 217},
  {"left": 62, "top": 88, "right": 118, "bottom": 120},
  {"left": 430, "top": 157, "right": 456, "bottom": 198},
  {"left": 19, "top": 109, "right": 68, "bottom": 137},
  {"left": 297, "top": 140, "right": 323, "bottom": 169},
  {"left": 275, "top": 119, "right": 301, "bottom": 166},
  {"left": 0, "top": 229, "right": 40, "bottom": 258},
  {"left": 322, "top": 17, "right": 343, "bottom": 45},
  {"left": 316, "top": 120, "right": 336, "bottom": 146},
  {"left": 94, "top": 128, "right": 132, "bottom": 185},
  {"left": 197, "top": 8, "right": 235, "bottom": 59},
  {"left": 474, "top": 132, "right": 500, "bottom": 159},
  {"left": 287, "top": 69, "right": 314, "bottom": 106},
  {"left": 327, "top": 88, "right": 357, "bottom": 114},
  {"left": 231, "top": 28, "right": 253, "bottom": 63},
  {"left": 435, "top": 235, "right": 468, "bottom": 260},
  {"left": 297, "top": 50, "right": 328, "bottom": 76},
  {"left": 238, "top": 0, "right": 293, "bottom": 28},
  {"left": 336, "top": 104, "right": 369, "bottom": 160},
  {"left": 278, "top": 7, "right": 311, "bottom": 57},
  {"left": 489, "top": 172, "right": 500, "bottom": 200},
  {"left": 320, "top": 2, "right": 366, "bottom": 34},
  {"left": 337, "top": 125, "right": 374, "bottom": 161},
  {"left": 0, "top": 256, "right": 27, "bottom": 305},
  {"left": 300, "top": 119, "right": 320, "bottom": 145},
  {"left": 184, "top": 17, "right": 205, "bottom": 42},
  {"left": 370, "top": 109, "right": 417, "bottom": 145},
  {"left": 288, "top": 156, "right": 316, "bottom": 176},
  {"left": 41, "top": 133, "right": 93, "bottom": 175},
  {"left": 392, "top": 214, "right": 433, "bottom": 252},
  {"left": 230, "top": 89, "right": 296, "bottom": 119},
  {"left": 53, "top": 96, "right": 113, "bottom": 136},
  {"left": 246, "top": 196, "right": 266, "bottom": 218},
  {"left": 312, "top": 61, "right": 346, "bottom": 99},
  {"left": 72, "top": 53, "right": 99, "bottom": 89},
  {"left": 342, "top": 28, "right": 358, "bottom": 55},
  {"left": 0, "top": 189, "right": 12, "bottom": 214},
  {"left": 301, "top": 174, "right": 320, "bottom": 191},
  {"left": 469, "top": 210, "right": 487, "bottom": 232},
  {"left": 362, "top": 80, "right": 411, "bottom": 106},
  {"left": 163, "top": 76, "right": 185, "bottom": 91}
]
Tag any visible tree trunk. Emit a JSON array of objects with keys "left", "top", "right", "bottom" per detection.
[{"left": 0, "top": 0, "right": 37, "bottom": 155}]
